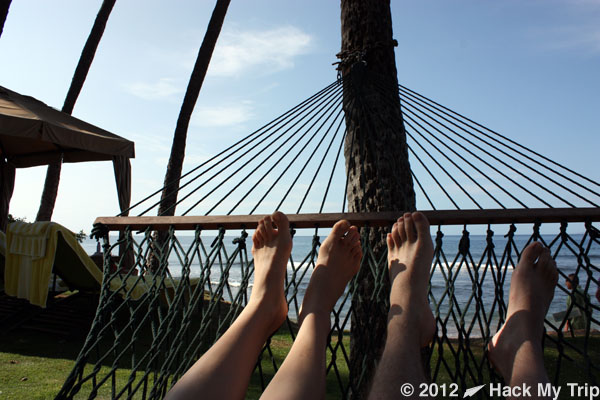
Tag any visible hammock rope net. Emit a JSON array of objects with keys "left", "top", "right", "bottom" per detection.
[{"left": 55, "top": 72, "right": 600, "bottom": 399}]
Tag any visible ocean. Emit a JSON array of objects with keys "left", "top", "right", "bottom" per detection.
[{"left": 81, "top": 233, "right": 600, "bottom": 338}]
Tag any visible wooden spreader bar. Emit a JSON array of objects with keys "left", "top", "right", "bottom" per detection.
[{"left": 94, "top": 208, "right": 600, "bottom": 231}]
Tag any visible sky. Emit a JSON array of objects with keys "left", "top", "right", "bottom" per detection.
[{"left": 1, "top": 0, "right": 599, "bottom": 234}]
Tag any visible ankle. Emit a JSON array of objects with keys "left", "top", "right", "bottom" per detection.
[
  {"left": 298, "top": 309, "right": 331, "bottom": 331},
  {"left": 489, "top": 321, "right": 544, "bottom": 383},
  {"left": 299, "top": 296, "right": 331, "bottom": 324},
  {"left": 246, "top": 297, "right": 287, "bottom": 323}
]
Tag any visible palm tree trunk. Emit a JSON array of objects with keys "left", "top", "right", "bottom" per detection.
[
  {"left": 36, "top": 0, "right": 117, "bottom": 221},
  {"left": 36, "top": 162, "right": 62, "bottom": 222},
  {"left": 157, "top": 0, "right": 231, "bottom": 218},
  {"left": 340, "top": 0, "right": 415, "bottom": 397},
  {"left": 0, "top": 0, "right": 12, "bottom": 39},
  {"left": 147, "top": 0, "right": 230, "bottom": 273}
]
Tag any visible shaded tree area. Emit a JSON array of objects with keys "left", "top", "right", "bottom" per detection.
[{"left": 339, "top": 0, "right": 415, "bottom": 397}]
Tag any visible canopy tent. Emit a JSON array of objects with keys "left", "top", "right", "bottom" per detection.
[
  {"left": 0, "top": 85, "right": 135, "bottom": 230},
  {"left": 0, "top": 85, "right": 134, "bottom": 167}
]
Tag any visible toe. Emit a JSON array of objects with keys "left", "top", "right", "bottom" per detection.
[
  {"left": 391, "top": 220, "right": 402, "bottom": 248},
  {"left": 257, "top": 217, "right": 267, "bottom": 232},
  {"left": 520, "top": 241, "right": 543, "bottom": 268},
  {"left": 252, "top": 231, "right": 261, "bottom": 247},
  {"left": 404, "top": 213, "right": 417, "bottom": 242},
  {"left": 272, "top": 211, "right": 289, "bottom": 232},
  {"left": 386, "top": 233, "right": 395, "bottom": 251},
  {"left": 412, "top": 212, "right": 431, "bottom": 240},
  {"left": 332, "top": 219, "right": 351, "bottom": 237},
  {"left": 345, "top": 227, "right": 360, "bottom": 245},
  {"left": 255, "top": 220, "right": 265, "bottom": 238},
  {"left": 263, "top": 215, "right": 275, "bottom": 239},
  {"left": 536, "top": 247, "right": 552, "bottom": 268},
  {"left": 537, "top": 247, "right": 558, "bottom": 282},
  {"left": 398, "top": 217, "right": 408, "bottom": 243}
]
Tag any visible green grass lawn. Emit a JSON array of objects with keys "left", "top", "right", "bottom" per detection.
[{"left": 1, "top": 328, "right": 598, "bottom": 399}]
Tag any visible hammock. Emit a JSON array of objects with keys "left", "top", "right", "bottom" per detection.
[{"left": 56, "top": 74, "right": 600, "bottom": 399}]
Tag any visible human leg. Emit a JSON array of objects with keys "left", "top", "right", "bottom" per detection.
[
  {"left": 488, "top": 242, "right": 558, "bottom": 399},
  {"left": 260, "top": 220, "right": 362, "bottom": 400},
  {"left": 165, "top": 211, "right": 291, "bottom": 400},
  {"left": 368, "top": 212, "right": 436, "bottom": 400}
]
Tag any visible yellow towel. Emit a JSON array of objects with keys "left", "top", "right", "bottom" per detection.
[
  {"left": 5, "top": 222, "right": 55, "bottom": 306},
  {"left": 4, "top": 222, "right": 103, "bottom": 307},
  {"left": 4, "top": 221, "right": 190, "bottom": 306},
  {"left": 8, "top": 221, "right": 52, "bottom": 258}
]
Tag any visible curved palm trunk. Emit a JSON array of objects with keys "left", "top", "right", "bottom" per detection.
[
  {"left": 339, "top": 0, "right": 415, "bottom": 397},
  {"left": 36, "top": 162, "right": 62, "bottom": 222},
  {"left": 36, "top": 0, "right": 117, "bottom": 221},
  {"left": 148, "top": 0, "right": 230, "bottom": 273},
  {"left": 157, "top": 0, "right": 231, "bottom": 218},
  {"left": 0, "top": 0, "right": 12, "bottom": 39}
]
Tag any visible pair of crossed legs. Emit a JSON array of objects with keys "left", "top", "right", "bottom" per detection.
[{"left": 166, "top": 211, "right": 558, "bottom": 400}]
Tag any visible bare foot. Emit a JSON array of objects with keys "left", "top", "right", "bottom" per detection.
[
  {"left": 387, "top": 212, "right": 436, "bottom": 347},
  {"left": 300, "top": 220, "right": 362, "bottom": 321},
  {"left": 250, "top": 211, "right": 292, "bottom": 333},
  {"left": 488, "top": 241, "right": 558, "bottom": 382}
]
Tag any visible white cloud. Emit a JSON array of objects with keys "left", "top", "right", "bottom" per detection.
[
  {"left": 192, "top": 103, "right": 255, "bottom": 127},
  {"left": 537, "top": 24, "right": 600, "bottom": 54},
  {"left": 208, "top": 26, "right": 312, "bottom": 77},
  {"left": 534, "top": 1, "right": 600, "bottom": 54},
  {"left": 124, "top": 78, "right": 183, "bottom": 100}
]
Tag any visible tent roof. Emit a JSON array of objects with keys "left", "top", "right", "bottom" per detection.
[{"left": 0, "top": 85, "right": 134, "bottom": 168}]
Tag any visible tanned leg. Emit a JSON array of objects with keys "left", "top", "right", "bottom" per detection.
[
  {"left": 488, "top": 242, "right": 558, "bottom": 399},
  {"left": 166, "top": 211, "right": 291, "bottom": 400},
  {"left": 261, "top": 220, "right": 362, "bottom": 400},
  {"left": 368, "top": 212, "right": 436, "bottom": 400}
]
